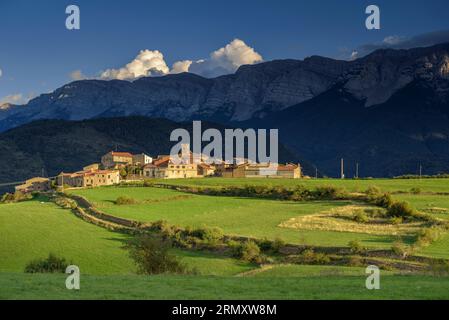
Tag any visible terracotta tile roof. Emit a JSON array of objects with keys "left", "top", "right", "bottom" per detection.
[
  {"left": 153, "top": 156, "right": 170, "bottom": 167},
  {"left": 277, "top": 164, "right": 299, "bottom": 171},
  {"left": 111, "top": 151, "right": 133, "bottom": 157}
]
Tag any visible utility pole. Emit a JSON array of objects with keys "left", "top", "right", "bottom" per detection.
[
  {"left": 356, "top": 163, "right": 359, "bottom": 179},
  {"left": 340, "top": 158, "right": 345, "bottom": 179},
  {"left": 419, "top": 163, "right": 422, "bottom": 179},
  {"left": 315, "top": 167, "right": 318, "bottom": 179}
]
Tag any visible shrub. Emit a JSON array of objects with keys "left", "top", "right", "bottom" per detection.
[
  {"left": 348, "top": 240, "right": 366, "bottom": 254},
  {"left": 126, "top": 235, "right": 187, "bottom": 275},
  {"left": 365, "top": 185, "right": 382, "bottom": 195},
  {"left": 143, "top": 180, "right": 154, "bottom": 187},
  {"left": 149, "top": 220, "right": 178, "bottom": 238},
  {"left": 416, "top": 227, "right": 442, "bottom": 247},
  {"left": 296, "top": 249, "right": 331, "bottom": 265},
  {"left": 347, "top": 256, "right": 363, "bottom": 267},
  {"left": 390, "top": 216, "right": 403, "bottom": 225},
  {"left": 25, "top": 253, "right": 69, "bottom": 273},
  {"left": 258, "top": 238, "right": 273, "bottom": 252},
  {"left": 258, "top": 237, "right": 286, "bottom": 253},
  {"left": 54, "top": 197, "right": 77, "bottom": 209},
  {"left": 410, "top": 187, "right": 422, "bottom": 194},
  {"left": 1, "top": 191, "right": 33, "bottom": 204},
  {"left": 353, "top": 210, "right": 369, "bottom": 223},
  {"left": 115, "top": 196, "right": 137, "bottom": 205},
  {"left": 272, "top": 237, "right": 286, "bottom": 253},
  {"left": 240, "top": 241, "right": 261, "bottom": 262},
  {"left": 369, "top": 193, "right": 394, "bottom": 208},
  {"left": 391, "top": 240, "right": 411, "bottom": 258},
  {"left": 191, "top": 226, "right": 224, "bottom": 244},
  {"left": 313, "top": 185, "right": 347, "bottom": 200},
  {"left": 387, "top": 201, "right": 416, "bottom": 218},
  {"left": 230, "top": 240, "right": 261, "bottom": 263},
  {"left": 365, "top": 208, "right": 385, "bottom": 218}
]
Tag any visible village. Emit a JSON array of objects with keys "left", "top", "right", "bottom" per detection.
[{"left": 15, "top": 145, "right": 302, "bottom": 193}]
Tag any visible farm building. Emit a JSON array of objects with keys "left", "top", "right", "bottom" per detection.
[
  {"left": 15, "top": 177, "right": 51, "bottom": 193},
  {"left": 57, "top": 169, "right": 120, "bottom": 188},
  {"left": 101, "top": 151, "right": 133, "bottom": 169}
]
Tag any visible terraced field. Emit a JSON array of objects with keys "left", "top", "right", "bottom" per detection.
[
  {"left": 0, "top": 196, "right": 253, "bottom": 275},
  {"left": 2, "top": 178, "right": 449, "bottom": 300},
  {"left": 69, "top": 187, "right": 401, "bottom": 248}
]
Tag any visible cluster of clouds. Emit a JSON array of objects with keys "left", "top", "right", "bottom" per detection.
[
  {"left": 0, "top": 93, "right": 31, "bottom": 106},
  {"left": 72, "top": 39, "right": 263, "bottom": 81},
  {"left": 349, "top": 30, "right": 449, "bottom": 60}
]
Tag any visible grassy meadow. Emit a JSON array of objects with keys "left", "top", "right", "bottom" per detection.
[
  {"left": 149, "top": 177, "right": 449, "bottom": 193},
  {"left": 2, "top": 272, "right": 449, "bottom": 300},
  {"left": 1, "top": 177, "right": 449, "bottom": 300},
  {"left": 69, "top": 187, "right": 401, "bottom": 248},
  {"left": 0, "top": 197, "right": 253, "bottom": 276}
]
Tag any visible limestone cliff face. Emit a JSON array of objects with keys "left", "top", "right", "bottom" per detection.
[
  {"left": 343, "top": 44, "right": 449, "bottom": 106},
  {"left": 1, "top": 43, "right": 448, "bottom": 132}
]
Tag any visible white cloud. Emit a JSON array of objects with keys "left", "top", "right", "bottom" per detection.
[
  {"left": 0, "top": 93, "right": 33, "bottom": 105},
  {"left": 350, "top": 51, "right": 359, "bottom": 61},
  {"left": 352, "top": 30, "right": 449, "bottom": 58},
  {"left": 100, "top": 49, "right": 170, "bottom": 80},
  {"left": 99, "top": 39, "right": 263, "bottom": 80},
  {"left": 69, "top": 70, "right": 87, "bottom": 81},
  {"left": 187, "top": 39, "right": 263, "bottom": 77},
  {"left": 170, "top": 60, "right": 193, "bottom": 74}
]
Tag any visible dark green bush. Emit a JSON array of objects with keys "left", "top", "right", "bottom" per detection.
[
  {"left": 230, "top": 240, "right": 261, "bottom": 263},
  {"left": 387, "top": 201, "right": 416, "bottom": 218},
  {"left": 390, "top": 216, "right": 403, "bottom": 225},
  {"left": 391, "top": 240, "right": 412, "bottom": 258},
  {"left": 365, "top": 185, "right": 382, "bottom": 195},
  {"left": 25, "top": 253, "right": 69, "bottom": 273},
  {"left": 353, "top": 210, "right": 369, "bottom": 223},
  {"left": 295, "top": 249, "right": 331, "bottom": 265},
  {"left": 368, "top": 193, "right": 394, "bottom": 208},
  {"left": 348, "top": 240, "right": 366, "bottom": 254},
  {"left": 240, "top": 240, "right": 261, "bottom": 262},
  {"left": 126, "top": 235, "right": 187, "bottom": 275},
  {"left": 115, "top": 196, "right": 137, "bottom": 205},
  {"left": 416, "top": 227, "right": 442, "bottom": 247},
  {"left": 191, "top": 226, "right": 224, "bottom": 243}
]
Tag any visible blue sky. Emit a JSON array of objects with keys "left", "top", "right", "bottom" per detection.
[{"left": 1, "top": 0, "right": 449, "bottom": 104}]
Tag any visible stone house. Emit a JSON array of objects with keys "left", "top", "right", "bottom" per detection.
[
  {"left": 57, "top": 169, "right": 120, "bottom": 188},
  {"left": 15, "top": 177, "right": 51, "bottom": 193},
  {"left": 101, "top": 151, "right": 133, "bottom": 169},
  {"left": 143, "top": 155, "right": 199, "bottom": 179},
  {"left": 132, "top": 153, "right": 153, "bottom": 166},
  {"left": 197, "top": 163, "right": 215, "bottom": 177}
]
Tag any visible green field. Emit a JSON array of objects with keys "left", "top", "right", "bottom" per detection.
[
  {"left": 69, "top": 187, "right": 400, "bottom": 248},
  {"left": 2, "top": 272, "right": 449, "bottom": 300},
  {"left": 0, "top": 197, "right": 134, "bottom": 275},
  {"left": 0, "top": 197, "right": 253, "bottom": 276},
  {"left": 149, "top": 177, "right": 449, "bottom": 193},
  {"left": 2, "top": 178, "right": 449, "bottom": 300}
]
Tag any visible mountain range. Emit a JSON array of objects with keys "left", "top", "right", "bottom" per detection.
[{"left": 1, "top": 43, "right": 449, "bottom": 178}]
